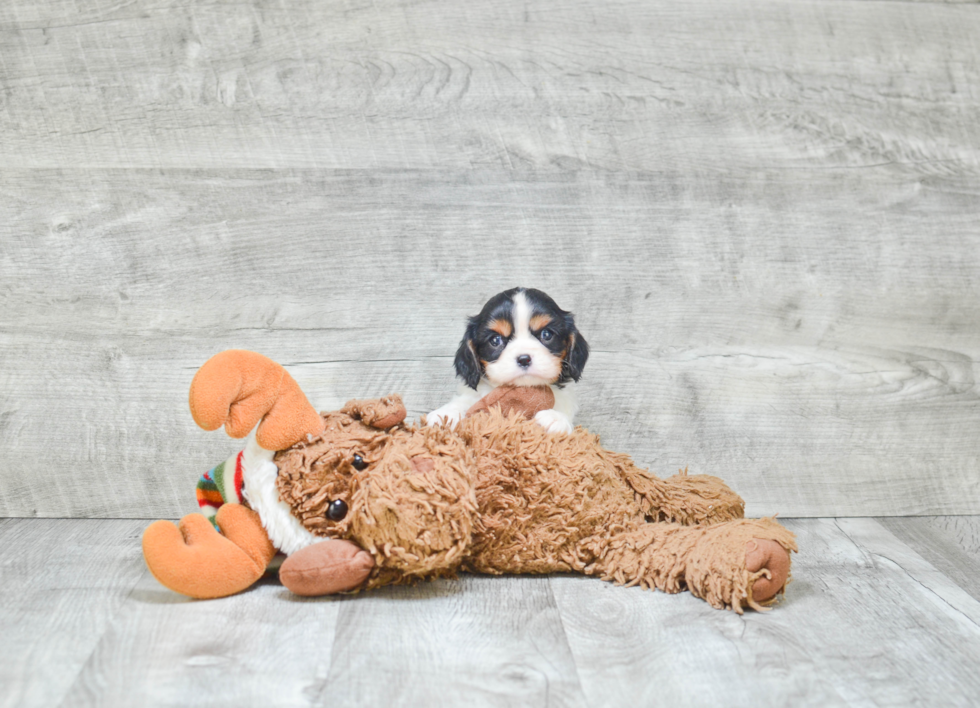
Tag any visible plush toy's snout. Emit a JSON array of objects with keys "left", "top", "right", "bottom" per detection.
[
  {"left": 279, "top": 539, "right": 376, "bottom": 596},
  {"left": 348, "top": 441, "right": 479, "bottom": 580},
  {"left": 276, "top": 413, "right": 481, "bottom": 585}
]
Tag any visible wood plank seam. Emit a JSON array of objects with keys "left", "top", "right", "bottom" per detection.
[{"left": 53, "top": 568, "right": 152, "bottom": 708}]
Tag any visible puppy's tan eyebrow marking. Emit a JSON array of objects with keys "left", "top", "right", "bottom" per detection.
[
  {"left": 489, "top": 319, "right": 512, "bottom": 337},
  {"left": 530, "top": 314, "right": 553, "bottom": 331}
]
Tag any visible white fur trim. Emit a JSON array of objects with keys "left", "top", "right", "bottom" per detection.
[{"left": 240, "top": 432, "right": 319, "bottom": 556}]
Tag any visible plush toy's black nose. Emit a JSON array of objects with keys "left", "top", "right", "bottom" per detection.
[{"left": 517, "top": 354, "right": 532, "bottom": 368}]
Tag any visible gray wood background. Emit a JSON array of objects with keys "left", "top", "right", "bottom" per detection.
[{"left": 1, "top": 0, "right": 979, "bottom": 519}]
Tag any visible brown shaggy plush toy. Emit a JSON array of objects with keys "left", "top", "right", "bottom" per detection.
[{"left": 143, "top": 350, "right": 796, "bottom": 613}]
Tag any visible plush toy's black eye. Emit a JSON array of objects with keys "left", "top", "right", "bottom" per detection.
[
  {"left": 352, "top": 454, "right": 367, "bottom": 471},
  {"left": 489, "top": 334, "right": 503, "bottom": 347},
  {"left": 327, "top": 499, "right": 348, "bottom": 521},
  {"left": 540, "top": 328, "right": 554, "bottom": 342}
]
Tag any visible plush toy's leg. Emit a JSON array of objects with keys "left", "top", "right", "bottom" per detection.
[
  {"left": 589, "top": 518, "right": 797, "bottom": 613},
  {"left": 622, "top": 465, "right": 746, "bottom": 525},
  {"left": 659, "top": 472, "right": 746, "bottom": 524},
  {"left": 142, "top": 505, "right": 276, "bottom": 600},
  {"left": 744, "top": 536, "right": 792, "bottom": 604}
]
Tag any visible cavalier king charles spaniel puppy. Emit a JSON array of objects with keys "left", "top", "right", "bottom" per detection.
[{"left": 427, "top": 287, "right": 589, "bottom": 434}]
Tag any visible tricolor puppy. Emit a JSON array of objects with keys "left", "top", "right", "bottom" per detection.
[{"left": 427, "top": 288, "right": 589, "bottom": 434}]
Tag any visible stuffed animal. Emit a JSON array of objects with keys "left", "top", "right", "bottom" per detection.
[{"left": 143, "top": 350, "right": 796, "bottom": 613}]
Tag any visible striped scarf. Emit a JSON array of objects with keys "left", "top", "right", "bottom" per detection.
[{"left": 196, "top": 450, "right": 247, "bottom": 527}]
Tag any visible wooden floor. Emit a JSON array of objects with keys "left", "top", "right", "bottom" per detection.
[{"left": 2, "top": 516, "right": 979, "bottom": 707}]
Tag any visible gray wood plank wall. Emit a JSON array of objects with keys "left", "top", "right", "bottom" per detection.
[{"left": 1, "top": 0, "right": 978, "bottom": 519}]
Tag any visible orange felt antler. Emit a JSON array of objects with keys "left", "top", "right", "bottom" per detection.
[{"left": 188, "top": 349, "right": 324, "bottom": 450}]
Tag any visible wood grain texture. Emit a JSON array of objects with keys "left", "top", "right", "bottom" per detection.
[
  {"left": 552, "top": 518, "right": 980, "bottom": 708},
  {"left": 1, "top": 169, "right": 978, "bottom": 518},
  {"left": 0, "top": 0, "right": 978, "bottom": 172},
  {"left": 0, "top": 518, "right": 147, "bottom": 708},
  {"left": 878, "top": 515, "right": 980, "bottom": 604},
  {"left": 58, "top": 572, "right": 342, "bottom": 707},
  {"left": 907, "top": 516, "right": 980, "bottom": 559},
  {"left": 5, "top": 518, "right": 980, "bottom": 707},
  {"left": 322, "top": 576, "right": 586, "bottom": 707}
]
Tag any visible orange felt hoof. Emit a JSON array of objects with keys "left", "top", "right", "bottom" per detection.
[
  {"left": 143, "top": 509, "right": 271, "bottom": 600},
  {"left": 746, "top": 538, "right": 791, "bottom": 604},
  {"left": 188, "top": 349, "right": 324, "bottom": 451},
  {"left": 214, "top": 503, "right": 277, "bottom": 568}
]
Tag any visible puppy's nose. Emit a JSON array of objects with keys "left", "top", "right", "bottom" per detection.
[{"left": 517, "top": 354, "right": 532, "bottom": 368}]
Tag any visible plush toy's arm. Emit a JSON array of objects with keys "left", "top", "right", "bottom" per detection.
[
  {"left": 589, "top": 518, "right": 795, "bottom": 613},
  {"left": 464, "top": 384, "right": 555, "bottom": 420},
  {"left": 436, "top": 380, "right": 576, "bottom": 433},
  {"left": 622, "top": 465, "right": 746, "bottom": 526}
]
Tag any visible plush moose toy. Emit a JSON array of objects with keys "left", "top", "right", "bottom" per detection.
[{"left": 143, "top": 350, "right": 796, "bottom": 613}]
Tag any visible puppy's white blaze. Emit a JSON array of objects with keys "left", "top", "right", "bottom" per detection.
[
  {"left": 484, "top": 291, "right": 562, "bottom": 387},
  {"left": 513, "top": 290, "right": 531, "bottom": 338}
]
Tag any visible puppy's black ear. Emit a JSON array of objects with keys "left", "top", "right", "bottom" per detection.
[
  {"left": 559, "top": 317, "right": 589, "bottom": 384},
  {"left": 454, "top": 320, "right": 482, "bottom": 390}
]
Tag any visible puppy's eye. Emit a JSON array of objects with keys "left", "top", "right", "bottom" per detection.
[
  {"left": 488, "top": 334, "right": 503, "bottom": 347},
  {"left": 540, "top": 328, "right": 554, "bottom": 342},
  {"left": 327, "top": 499, "right": 348, "bottom": 521},
  {"left": 352, "top": 453, "right": 368, "bottom": 471}
]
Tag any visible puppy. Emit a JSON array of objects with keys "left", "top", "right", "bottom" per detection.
[{"left": 427, "top": 287, "right": 589, "bottom": 434}]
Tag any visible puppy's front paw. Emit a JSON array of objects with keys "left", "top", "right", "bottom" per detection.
[
  {"left": 534, "top": 409, "right": 573, "bottom": 435},
  {"left": 427, "top": 405, "right": 462, "bottom": 428}
]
